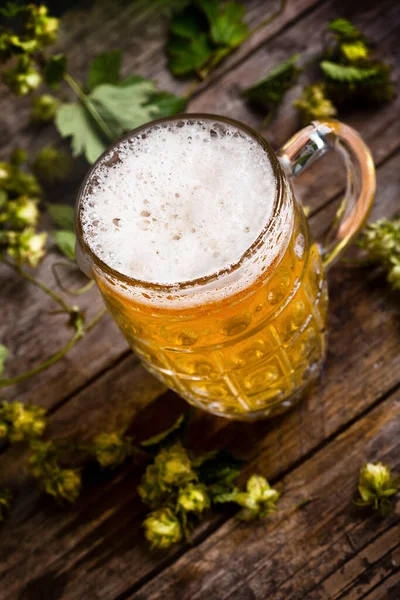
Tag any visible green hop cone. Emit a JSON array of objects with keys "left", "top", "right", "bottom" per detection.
[
  {"left": 358, "top": 218, "right": 400, "bottom": 291},
  {"left": 7, "top": 228, "right": 47, "bottom": 267},
  {"left": 11, "top": 149, "right": 28, "bottom": 166},
  {"left": 32, "top": 146, "right": 72, "bottom": 184},
  {"left": 0, "top": 162, "right": 13, "bottom": 186},
  {"left": 31, "top": 94, "right": 60, "bottom": 123},
  {"left": 154, "top": 444, "right": 196, "bottom": 490},
  {"left": 93, "top": 432, "right": 133, "bottom": 468},
  {"left": 294, "top": 83, "right": 337, "bottom": 125},
  {"left": 4, "top": 196, "right": 40, "bottom": 228},
  {"left": 356, "top": 462, "right": 399, "bottom": 516},
  {"left": 0, "top": 488, "right": 12, "bottom": 522},
  {"left": 42, "top": 467, "right": 82, "bottom": 503},
  {"left": 177, "top": 483, "right": 210, "bottom": 514},
  {"left": 388, "top": 257, "right": 400, "bottom": 290},
  {"left": 143, "top": 507, "right": 183, "bottom": 549},
  {"left": 359, "top": 219, "right": 400, "bottom": 259},
  {"left": 0, "top": 422, "right": 9, "bottom": 438},
  {"left": 138, "top": 464, "right": 166, "bottom": 509},
  {"left": 0, "top": 401, "right": 47, "bottom": 442},
  {"left": 26, "top": 5, "right": 59, "bottom": 48},
  {"left": 235, "top": 475, "right": 280, "bottom": 521},
  {"left": 2, "top": 56, "right": 41, "bottom": 96}
]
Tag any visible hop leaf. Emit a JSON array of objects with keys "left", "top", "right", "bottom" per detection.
[
  {"left": 355, "top": 462, "right": 399, "bottom": 516},
  {"left": 87, "top": 50, "right": 122, "bottom": 91},
  {"left": 141, "top": 413, "right": 188, "bottom": 453},
  {"left": 294, "top": 83, "right": 337, "bottom": 124},
  {"left": 328, "top": 18, "right": 363, "bottom": 41},
  {"left": 47, "top": 203, "right": 75, "bottom": 231},
  {"left": 242, "top": 54, "right": 301, "bottom": 122},
  {"left": 0, "top": 401, "right": 47, "bottom": 442},
  {"left": 56, "top": 65, "right": 185, "bottom": 163},
  {"left": 167, "top": 0, "right": 249, "bottom": 77},
  {"left": 43, "top": 54, "right": 67, "bottom": 89},
  {"left": 205, "top": 1, "right": 249, "bottom": 49},
  {"left": 143, "top": 507, "right": 183, "bottom": 549},
  {"left": 92, "top": 432, "right": 133, "bottom": 468},
  {"left": 51, "top": 230, "right": 75, "bottom": 261},
  {"left": 177, "top": 483, "right": 210, "bottom": 514},
  {"left": 321, "top": 61, "right": 380, "bottom": 82},
  {"left": 0, "top": 489, "right": 12, "bottom": 523}
]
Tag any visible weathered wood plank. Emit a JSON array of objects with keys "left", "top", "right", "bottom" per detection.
[
  {"left": 360, "top": 570, "right": 400, "bottom": 600},
  {"left": 130, "top": 395, "right": 400, "bottom": 600},
  {"left": 0, "top": 0, "right": 321, "bottom": 156},
  {"left": 1, "top": 0, "right": 399, "bottom": 413},
  {"left": 0, "top": 0, "right": 332, "bottom": 409},
  {"left": 0, "top": 150, "right": 399, "bottom": 599}
]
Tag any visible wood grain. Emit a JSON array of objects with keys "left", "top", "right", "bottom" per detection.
[
  {"left": 131, "top": 394, "right": 400, "bottom": 600},
  {"left": 0, "top": 0, "right": 339, "bottom": 410},
  {"left": 0, "top": 149, "right": 399, "bottom": 600},
  {"left": 0, "top": 1, "right": 399, "bottom": 598},
  {"left": 1, "top": 0, "right": 399, "bottom": 413}
]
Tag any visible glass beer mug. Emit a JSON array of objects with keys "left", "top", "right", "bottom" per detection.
[{"left": 75, "top": 115, "right": 375, "bottom": 420}]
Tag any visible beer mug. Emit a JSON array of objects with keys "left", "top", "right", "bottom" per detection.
[{"left": 75, "top": 115, "right": 375, "bottom": 420}]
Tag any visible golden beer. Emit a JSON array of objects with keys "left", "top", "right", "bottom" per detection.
[{"left": 76, "top": 115, "right": 375, "bottom": 420}]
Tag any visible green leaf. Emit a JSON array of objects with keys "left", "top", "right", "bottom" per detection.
[
  {"left": 194, "top": 449, "right": 245, "bottom": 485},
  {"left": 209, "top": 483, "right": 239, "bottom": 504},
  {"left": 0, "top": 2, "right": 26, "bottom": 17},
  {"left": 87, "top": 50, "right": 122, "bottom": 92},
  {"left": 0, "top": 345, "right": 8, "bottom": 375},
  {"left": 243, "top": 54, "right": 301, "bottom": 114},
  {"left": 44, "top": 54, "right": 67, "bottom": 89},
  {"left": 47, "top": 204, "right": 75, "bottom": 231},
  {"left": 52, "top": 230, "right": 76, "bottom": 260},
  {"left": 321, "top": 61, "right": 379, "bottom": 82},
  {"left": 89, "top": 81, "right": 160, "bottom": 135},
  {"left": 207, "top": 1, "right": 249, "bottom": 48},
  {"left": 168, "top": 32, "right": 213, "bottom": 76},
  {"left": 328, "top": 18, "right": 362, "bottom": 41},
  {"left": 149, "top": 91, "right": 187, "bottom": 117},
  {"left": 141, "top": 413, "right": 188, "bottom": 452},
  {"left": 169, "top": 6, "right": 207, "bottom": 39},
  {"left": 55, "top": 103, "right": 106, "bottom": 164}
]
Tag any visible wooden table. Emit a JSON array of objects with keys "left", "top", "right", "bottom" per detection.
[{"left": 1, "top": 1, "right": 400, "bottom": 598}]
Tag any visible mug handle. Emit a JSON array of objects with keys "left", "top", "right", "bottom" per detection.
[{"left": 277, "top": 119, "right": 376, "bottom": 269}]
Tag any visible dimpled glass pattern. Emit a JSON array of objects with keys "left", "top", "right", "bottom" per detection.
[{"left": 98, "top": 202, "right": 328, "bottom": 420}]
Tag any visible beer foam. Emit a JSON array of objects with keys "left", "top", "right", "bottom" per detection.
[{"left": 80, "top": 119, "right": 281, "bottom": 288}]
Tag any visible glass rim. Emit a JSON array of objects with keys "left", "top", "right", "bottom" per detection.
[{"left": 75, "top": 113, "right": 286, "bottom": 292}]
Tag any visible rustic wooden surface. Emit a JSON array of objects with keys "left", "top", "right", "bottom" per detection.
[{"left": 1, "top": 1, "right": 400, "bottom": 599}]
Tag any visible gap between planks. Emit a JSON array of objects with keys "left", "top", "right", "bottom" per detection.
[{"left": 110, "top": 378, "right": 400, "bottom": 600}]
